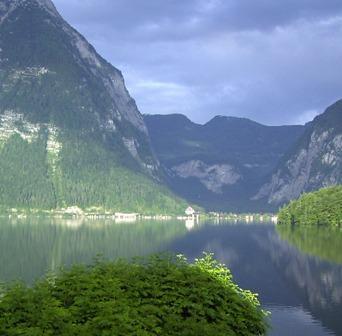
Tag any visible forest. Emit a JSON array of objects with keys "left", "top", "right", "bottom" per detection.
[
  {"left": 278, "top": 186, "right": 342, "bottom": 227},
  {"left": 0, "top": 131, "right": 186, "bottom": 215}
]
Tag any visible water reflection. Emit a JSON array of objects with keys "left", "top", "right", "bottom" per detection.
[
  {"left": 168, "top": 222, "right": 342, "bottom": 336},
  {"left": 0, "top": 218, "right": 341, "bottom": 335},
  {"left": 0, "top": 217, "right": 187, "bottom": 283},
  {"left": 269, "top": 306, "right": 334, "bottom": 336},
  {"left": 277, "top": 225, "right": 342, "bottom": 264}
]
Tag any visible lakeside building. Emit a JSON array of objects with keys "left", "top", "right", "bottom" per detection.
[
  {"left": 185, "top": 206, "right": 200, "bottom": 223},
  {"left": 115, "top": 213, "right": 138, "bottom": 222},
  {"left": 185, "top": 207, "right": 196, "bottom": 217}
]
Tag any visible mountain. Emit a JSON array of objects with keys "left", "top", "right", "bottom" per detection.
[
  {"left": 1, "top": 1, "right": 338, "bottom": 214},
  {"left": 254, "top": 100, "right": 342, "bottom": 206},
  {"left": 144, "top": 114, "right": 305, "bottom": 211},
  {"left": 0, "top": 0, "right": 186, "bottom": 214}
]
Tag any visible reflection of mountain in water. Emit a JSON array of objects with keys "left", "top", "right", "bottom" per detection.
[
  {"left": 0, "top": 218, "right": 187, "bottom": 284},
  {"left": 168, "top": 223, "right": 342, "bottom": 335}
]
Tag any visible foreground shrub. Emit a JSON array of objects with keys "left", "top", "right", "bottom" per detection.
[{"left": 0, "top": 254, "right": 268, "bottom": 335}]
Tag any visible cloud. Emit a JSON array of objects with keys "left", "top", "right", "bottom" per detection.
[
  {"left": 53, "top": 0, "right": 342, "bottom": 125},
  {"left": 294, "top": 109, "right": 320, "bottom": 125},
  {"left": 55, "top": 0, "right": 342, "bottom": 36}
]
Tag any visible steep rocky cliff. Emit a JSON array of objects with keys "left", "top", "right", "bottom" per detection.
[
  {"left": 254, "top": 100, "right": 342, "bottom": 206},
  {"left": 0, "top": 0, "right": 157, "bottom": 171}
]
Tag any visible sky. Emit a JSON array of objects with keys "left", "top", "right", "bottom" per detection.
[{"left": 53, "top": 0, "right": 342, "bottom": 125}]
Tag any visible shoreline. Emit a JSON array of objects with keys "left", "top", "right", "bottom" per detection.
[{"left": 0, "top": 207, "right": 278, "bottom": 224}]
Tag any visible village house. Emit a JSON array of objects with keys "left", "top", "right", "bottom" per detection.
[
  {"left": 115, "top": 212, "right": 139, "bottom": 222},
  {"left": 185, "top": 206, "right": 195, "bottom": 217}
]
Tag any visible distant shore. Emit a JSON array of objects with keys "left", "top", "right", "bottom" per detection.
[{"left": 0, "top": 206, "right": 278, "bottom": 223}]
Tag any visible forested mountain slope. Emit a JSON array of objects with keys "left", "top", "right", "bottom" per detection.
[{"left": 0, "top": 0, "right": 185, "bottom": 214}]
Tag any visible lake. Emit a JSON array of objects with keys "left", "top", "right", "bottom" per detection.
[{"left": 0, "top": 217, "right": 341, "bottom": 336}]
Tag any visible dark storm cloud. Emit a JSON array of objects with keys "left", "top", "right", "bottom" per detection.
[{"left": 53, "top": 0, "right": 342, "bottom": 125}]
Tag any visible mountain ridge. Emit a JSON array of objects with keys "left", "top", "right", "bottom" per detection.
[
  {"left": 146, "top": 113, "right": 305, "bottom": 129},
  {"left": 144, "top": 113, "right": 305, "bottom": 211},
  {"left": 145, "top": 102, "right": 341, "bottom": 212}
]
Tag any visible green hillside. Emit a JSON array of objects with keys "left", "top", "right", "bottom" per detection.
[
  {"left": 0, "top": 130, "right": 186, "bottom": 215},
  {"left": 278, "top": 186, "right": 342, "bottom": 227}
]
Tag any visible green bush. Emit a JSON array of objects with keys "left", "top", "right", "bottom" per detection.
[
  {"left": 0, "top": 254, "right": 268, "bottom": 335},
  {"left": 278, "top": 186, "right": 342, "bottom": 227}
]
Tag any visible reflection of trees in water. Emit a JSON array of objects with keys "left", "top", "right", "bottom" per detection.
[
  {"left": 169, "top": 223, "right": 342, "bottom": 336},
  {"left": 257, "top": 227, "right": 342, "bottom": 335},
  {"left": 0, "top": 218, "right": 187, "bottom": 284},
  {"left": 0, "top": 219, "right": 56, "bottom": 284},
  {"left": 276, "top": 225, "right": 342, "bottom": 264}
]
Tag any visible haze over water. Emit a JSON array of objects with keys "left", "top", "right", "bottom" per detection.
[{"left": 0, "top": 218, "right": 341, "bottom": 336}]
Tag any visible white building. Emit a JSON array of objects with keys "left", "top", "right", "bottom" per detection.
[
  {"left": 185, "top": 207, "right": 195, "bottom": 217},
  {"left": 115, "top": 213, "right": 138, "bottom": 222}
]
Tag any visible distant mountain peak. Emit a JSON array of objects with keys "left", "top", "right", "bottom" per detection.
[{"left": 204, "top": 115, "right": 263, "bottom": 129}]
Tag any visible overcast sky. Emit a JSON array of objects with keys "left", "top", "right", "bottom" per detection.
[{"left": 53, "top": 0, "right": 342, "bottom": 125}]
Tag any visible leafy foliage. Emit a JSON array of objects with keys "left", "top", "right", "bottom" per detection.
[
  {"left": 0, "top": 254, "right": 268, "bottom": 336},
  {"left": 278, "top": 186, "right": 342, "bottom": 227}
]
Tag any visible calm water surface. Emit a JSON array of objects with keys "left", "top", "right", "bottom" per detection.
[{"left": 0, "top": 217, "right": 341, "bottom": 336}]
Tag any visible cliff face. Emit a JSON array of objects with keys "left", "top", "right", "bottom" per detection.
[
  {"left": 0, "top": 0, "right": 156, "bottom": 172},
  {"left": 254, "top": 100, "right": 342, "bottom": 205}
]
